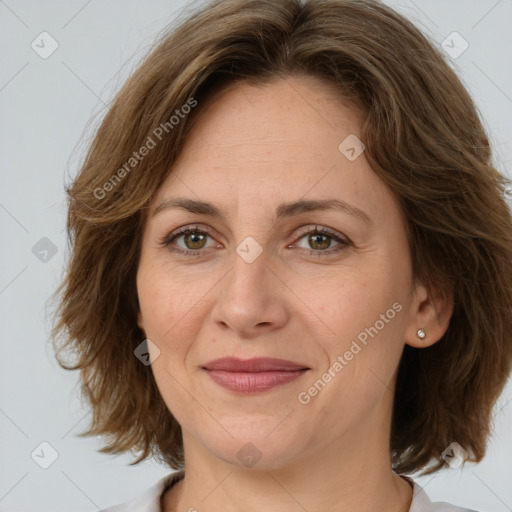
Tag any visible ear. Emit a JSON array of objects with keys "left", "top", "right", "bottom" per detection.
[{"left": 405, "top": 280, "right": 454, "bottom": 348}]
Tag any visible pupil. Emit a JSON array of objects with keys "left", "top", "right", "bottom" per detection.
[
  {"left": 310, "top": 233, "right": 330, "bottom": 250},
  {"left": 186, "top": 232, "right": 206, "bottom": 249}
]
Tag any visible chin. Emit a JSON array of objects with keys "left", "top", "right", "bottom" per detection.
[{"left": 202, "top": 426, "right": 309, "bottom": 471}]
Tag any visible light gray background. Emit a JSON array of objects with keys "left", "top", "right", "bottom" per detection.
[{"left": 1, "top": 1, "right": 511, "bottom": 511}]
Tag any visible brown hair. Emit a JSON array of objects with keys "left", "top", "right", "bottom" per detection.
[{"left": 51, "top": 0, "right": 512, "bottom": 475}]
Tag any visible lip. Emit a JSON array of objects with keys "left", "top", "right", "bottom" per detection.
[{"left": 202, "top": 357, "right": 310, "bottom": 393}]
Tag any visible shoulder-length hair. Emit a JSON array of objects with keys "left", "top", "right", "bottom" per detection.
[{"left": 51, "top": 0, "right": 512, "bottom": 475}]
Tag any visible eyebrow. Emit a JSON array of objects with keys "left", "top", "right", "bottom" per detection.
[{"left": 152, "top": 197, "right": 372, "bottom": 225}]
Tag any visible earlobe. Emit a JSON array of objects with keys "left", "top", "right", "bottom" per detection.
[{"left": 405, "top": 282, "right": 454, "bottom": 348}]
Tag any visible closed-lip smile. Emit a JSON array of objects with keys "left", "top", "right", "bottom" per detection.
[{"left": 202, "top": 357, "right": 310, "bottom": 393}]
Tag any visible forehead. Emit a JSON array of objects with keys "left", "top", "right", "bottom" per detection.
[
  {"left": 153, "top": 77, "right": 396, "bottom": 224},
  {"left": 179, "top": 77, "right": 362, "bottom": 165}
]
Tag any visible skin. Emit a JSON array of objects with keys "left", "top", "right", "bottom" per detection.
[{"left": 136, "top": 75, "right": 453, "bottom": 512}]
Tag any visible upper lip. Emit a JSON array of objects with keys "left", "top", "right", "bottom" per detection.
[{"left": 202, "top": 357, "right": 309, "bottom": 372}]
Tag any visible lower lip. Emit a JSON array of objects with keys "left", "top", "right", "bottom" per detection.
[{"left": 204, "top": 369, "right": 308, "bottom": 393}]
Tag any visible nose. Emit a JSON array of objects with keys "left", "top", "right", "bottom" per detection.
[{"left": 210, "top": 246, "right": 290, "bottom": 338}]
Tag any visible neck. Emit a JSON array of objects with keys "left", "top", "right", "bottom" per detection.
[{"left": 162, "top": 413, "right": 413, "bottom": 512}]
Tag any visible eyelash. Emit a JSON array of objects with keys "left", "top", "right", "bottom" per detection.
[{"left": 160, "top": 224, "right": 352, "bottom": 257}]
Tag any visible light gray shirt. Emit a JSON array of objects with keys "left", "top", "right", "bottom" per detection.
[{"left": 101, "top": 471, "right": 478, "bottom": 512}]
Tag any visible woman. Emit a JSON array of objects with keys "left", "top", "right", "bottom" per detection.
[{"left": 52, "top": 0, "right": 512, "bottom": 511}]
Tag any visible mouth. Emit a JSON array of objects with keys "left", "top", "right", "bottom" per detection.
[{"left": 202, "top": 357, "right": 310, "bottom": 393}]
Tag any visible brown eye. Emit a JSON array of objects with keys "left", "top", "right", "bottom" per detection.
[
  {"left": 292, "top": 226, "right": 350, "bottom": 255},
  {"left": 162, "top": 227, "right": 218, "bottom": 254},
  {"left": 308, "top": 233, "right": 332, "bottom": 250},
  {"left": 183, "top": 231, "right": 207, "bottom": 250}
]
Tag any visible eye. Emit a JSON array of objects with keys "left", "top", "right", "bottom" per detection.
[
  {"left": 160, "top": 225, "right": 220, "bottom": 255},
  {"left": 291, "top": 225, "right": 351, "bottom": 255},
  {"left": 160, "top": 224, "right": 351, "bottom": 257}
]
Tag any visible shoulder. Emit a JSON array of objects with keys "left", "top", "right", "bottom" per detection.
[
  {"left": 100, "top": 471, "right": 184, "bottom": 512},
  {"left": 409, "top": 479, "right": 480, "bottom": 512}
]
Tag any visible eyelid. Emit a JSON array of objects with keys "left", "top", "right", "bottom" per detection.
[
  {"left": 167, "top": 223, "right": 218, "bottom": 238},
  {"left": 160, "top": 223, "right": 351, "bottom": 255},
  {"left": 160, "top": 224, "right": 222, "bottom": 247},
  {"left": 290, "top": 224, "right": 351, "bottom": 245},
  {"left": 162, "top": 224, "right": 347, "bottom": 242}
]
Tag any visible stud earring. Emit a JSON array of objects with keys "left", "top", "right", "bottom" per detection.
[{"left": 417, "top": 328, "right": 426, "bottom": 340}]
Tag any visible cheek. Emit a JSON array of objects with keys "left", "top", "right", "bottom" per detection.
[
  {"left": 136, "top": 263, "right": 217, "bottom": 394},
  {"left": 304, "top": 297, "right": 406, "bottom": 437},
  {"left": 137, "top": 261, "right": 204, "bottom": 335},
  {"left": 302, "top": 260, "right": 407, "bottom": 372},
  {"left": 302, "top": 269, "right": 385, "bottom": 333},
  {"left": 137, "top": 268, "right": 204, "bottom": 410}
]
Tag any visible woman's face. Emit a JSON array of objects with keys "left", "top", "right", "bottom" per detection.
[{"left": 136, "top": 76, "right": 426, "bottom": 470}]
